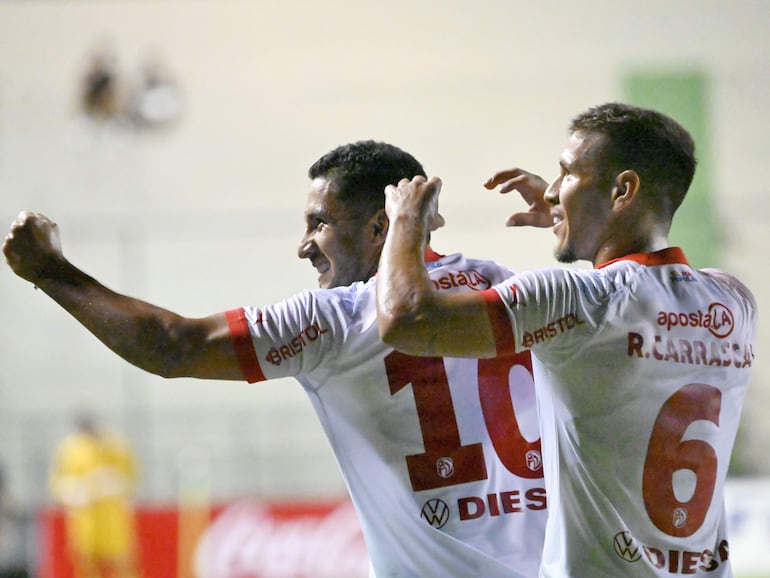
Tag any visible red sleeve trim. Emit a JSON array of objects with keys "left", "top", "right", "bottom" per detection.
[
  {"left": 225, "top": 308, "right": 266, "bottom": 383},
  {"left": 479, "top": 288, "right": 517, "bottom": 356}
]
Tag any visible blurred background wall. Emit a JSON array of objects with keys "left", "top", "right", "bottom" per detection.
[{"left": 0, "top": 0, "right": 767, "bottom": 516}]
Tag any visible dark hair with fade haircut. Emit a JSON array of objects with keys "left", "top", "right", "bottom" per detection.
[
  {"left": 570, "top": 102, "right": 697, "bottom": 214},
  {"left": 308, "top": 140, "right": 426, "bottom": 217}
]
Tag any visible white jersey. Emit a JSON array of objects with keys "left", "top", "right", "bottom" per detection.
[
  {"left": 227, "top": 251, "right": 547, "bottom": 578},
  {"left": 484, "top": 248, "right": 757, "bottom": 577}
]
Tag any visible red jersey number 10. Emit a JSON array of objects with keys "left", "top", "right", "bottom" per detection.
[{"left": 384, "top": 351, "right": 542, "bottom": 492}]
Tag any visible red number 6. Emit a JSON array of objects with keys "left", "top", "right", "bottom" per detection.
[{"left": 643, "top": 383, "right": 721, "bottom": 537}]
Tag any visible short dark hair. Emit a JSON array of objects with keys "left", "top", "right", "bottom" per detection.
[
  {"left": 570, "top": 102, "right": 697, "bottom": 213},
  {"left": 308, "top": 140, "right": 426, "bottom": 217}
]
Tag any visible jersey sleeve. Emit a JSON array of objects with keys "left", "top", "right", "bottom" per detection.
[
  {"left": 701, "top": 268, "right": 759, "bottom": 317},
  {"left": 225, "top": 285, "right": 362, "bottom": 383},
  {"left": 485, "top": 266, "right": 619, "bottom": 358}
]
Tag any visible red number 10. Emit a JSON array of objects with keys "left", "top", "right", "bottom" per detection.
[{"left": 384, "top": 351, "right": 542, "bottom": 492}]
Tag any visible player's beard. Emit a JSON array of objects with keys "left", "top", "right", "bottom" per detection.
[{"left": 554, "top": 241, "right": 578, "bottom": 264}]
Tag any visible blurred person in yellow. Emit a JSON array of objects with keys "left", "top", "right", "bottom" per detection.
[{"left": 48, "top": 414, "right": 139, "bottom": 578}]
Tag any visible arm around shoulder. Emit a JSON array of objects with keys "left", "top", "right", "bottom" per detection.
[
  {"left": 377, "top": 285, "right": 497, "bottom": 359},
  {"left": 375, "top": 178, "right": 499, "bottom": 359},
  {"left": 374, "top": 216, "right": 497, "bottom": 358}
]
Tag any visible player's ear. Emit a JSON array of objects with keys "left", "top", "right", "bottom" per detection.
[
  {"left": 612, "top": 170, "right": 640, "bottom": 211},
  {"left": 369, "top": 209, "right": 389, "bottom": 245}
]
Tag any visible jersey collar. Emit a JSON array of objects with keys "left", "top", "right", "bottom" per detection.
[
  {"left": 371, "top": 247, "right": 443, "bottom": 281},
  {"left": 596, "top": 247, "right": 689, "bottom": 269},
  {"left": 424, "top": 246, "right": 444, "bottom": 262}
]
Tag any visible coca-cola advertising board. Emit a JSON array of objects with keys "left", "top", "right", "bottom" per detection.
[{"left": 39, "top": 498, "right": 369, "bottom": 578}]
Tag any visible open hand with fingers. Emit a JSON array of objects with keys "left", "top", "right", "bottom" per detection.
[{"left": 484, "top": 168, "right": 552, "bottom": 228}]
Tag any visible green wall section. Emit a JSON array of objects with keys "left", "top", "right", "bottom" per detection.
[{"left": 624, "top": 71, "right": 716, "bottom": 268}]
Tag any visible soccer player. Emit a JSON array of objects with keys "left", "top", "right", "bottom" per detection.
[
  {"left": 375, "top": 105, "right": 757, "bottom": 577},
  {"left": 49, "top": 414, "right": 139, "bottom": 578},
  {"left": 3, "top": 141, "right": 547, "bottom": 578}
]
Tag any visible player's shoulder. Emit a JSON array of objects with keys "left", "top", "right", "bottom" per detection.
[
  {"left": 254, "top": 283, "right": 371, "bottom": 328},
  {"left": 426, "top": 252, "right": 517, "bottom": 291},
  {"left": 428, "top": 251, "right": 516, "bottom": 279},
  {"left": 309, "top": 280, "right": 374, "bottom": 317},
  {"left": 699, "top": 268, "right": 757, "bottom": 310},
  {"left": 290, "top": 281, "right": 370, "bottom": 304}
]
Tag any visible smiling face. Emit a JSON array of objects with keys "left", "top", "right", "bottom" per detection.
[
  {"left": 297, "top": 176, "right": 384, "bottom": 288},
  {"left": 544, "top": 130, "right": 617, "bottom": 264}
]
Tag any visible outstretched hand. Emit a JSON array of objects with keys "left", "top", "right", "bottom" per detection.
[
  {"left": 484, "top": 168, "right": 552, "bottom": 228},
  {"left": 3, "top": 211, "right": 64, "bottom": 285},
  {"left": 384, "top": 176, "right": 446, "bottom": 233}
]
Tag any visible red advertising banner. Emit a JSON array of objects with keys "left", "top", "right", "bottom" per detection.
[{"left": 39, "top": 499, "right": 369, "bottom": 578}]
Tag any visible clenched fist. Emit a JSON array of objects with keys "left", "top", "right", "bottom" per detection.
[{"left": 3, "top": 211, "right": 64, "bottom": 285}]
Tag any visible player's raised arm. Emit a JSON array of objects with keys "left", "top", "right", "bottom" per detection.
[
  {"left": 3, "top": 211, "right": 242, "bottom": 380},
  {"left": 376, "top": 177, "right": 497, "bottom": 358}
]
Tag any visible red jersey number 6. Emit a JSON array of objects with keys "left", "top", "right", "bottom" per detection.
[{"left": 643, "top": 382, "right": 721, "bottom": 537}]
